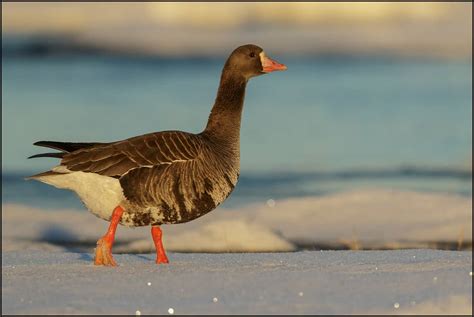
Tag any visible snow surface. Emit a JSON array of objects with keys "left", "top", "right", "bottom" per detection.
[
  {"left": 2, "top": 250, "right": 471, "bottom": 314},
  {"left": 2, "top": 189, "right": 472, "bottom": 314}
]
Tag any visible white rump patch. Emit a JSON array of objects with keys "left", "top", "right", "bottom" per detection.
[{"left": 35, "top": 167, "right": 125, "bottom": 221}]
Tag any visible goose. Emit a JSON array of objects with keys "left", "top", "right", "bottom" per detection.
[{"left": 27, "top": 44, "right": 287, "bottom": 266}]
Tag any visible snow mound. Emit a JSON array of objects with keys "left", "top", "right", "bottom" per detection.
[
  {"left": 165, "top": 219, "right": 295, "bottom": 252},
  {"left": 2, "top": 189, "right": 471, "bottom": 252},
  {"left": 242, "top": 189, "right": 472, "bottom": 249}
]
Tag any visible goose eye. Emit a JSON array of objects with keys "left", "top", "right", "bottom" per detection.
[{"left": 249, "top": 52, "right": 256, "bottom": 58}]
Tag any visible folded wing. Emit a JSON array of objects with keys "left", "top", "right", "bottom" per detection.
[{"left": 60, "top": 131, "right": 202, "bottom": 178}]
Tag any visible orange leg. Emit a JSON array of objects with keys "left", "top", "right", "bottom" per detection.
[
  {"left": 151, "top": 226, "right": 169, "bottom": 264},
  {"left": 94, "top": 206, "right": 124, "bottom": 266}
]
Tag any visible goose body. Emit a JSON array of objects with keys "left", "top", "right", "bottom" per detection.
[
  {"left": 28, "top": 44, "right": 286, "bottom": 265},
  {"left": 32, "top": 130, "right": 239, "bottom": 226}
]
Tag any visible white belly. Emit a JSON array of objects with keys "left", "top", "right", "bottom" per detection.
[{"left": 34, "top": 170, "right": 125, "bottom": 221}]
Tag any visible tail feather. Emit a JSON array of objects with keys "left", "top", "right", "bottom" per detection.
[
  {"left": 29, "top": 140, "right": 107, "bottom": 160},
  {"left": 33, "top": 141, "right": 105, "bottom": 153},
  {"left": 28, "top": 152, "right": 66, "bottom": 159},
  {"left": 28, "top": 140, "right": 101, "bottom": 179}
]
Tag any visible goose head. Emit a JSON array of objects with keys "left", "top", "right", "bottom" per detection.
[{"left": 224, "top": 44, "right": 287, "bottom": 80}]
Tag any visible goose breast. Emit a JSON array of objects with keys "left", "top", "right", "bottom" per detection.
[{"left": 118, "top": 135, "right": 240, "bottom": 226}]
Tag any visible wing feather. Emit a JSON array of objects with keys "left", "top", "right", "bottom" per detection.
[{"left": 60, "top": 131, "right": 202, "bottom": 178}]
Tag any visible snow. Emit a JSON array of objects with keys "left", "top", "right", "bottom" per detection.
[
  {"left": 2, "top": 250, "right": 471, "bottom": 314},
  {"left": 2, "top": 189, "right": 471, "bottom": 253},
  {"left": 1, "top": 189, "right": 472, "bottom": 314}
]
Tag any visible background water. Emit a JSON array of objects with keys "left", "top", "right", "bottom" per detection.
[{"left": 2, "top": 54, "right": 472, "bottom": 209}]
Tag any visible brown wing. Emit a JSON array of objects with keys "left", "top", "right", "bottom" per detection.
[{"left": 60, "top": 131, "right": 202, "bottom": 178}]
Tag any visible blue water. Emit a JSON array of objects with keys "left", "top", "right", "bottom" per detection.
[{"left": 2, "top": 53, "right": 472, "bottom": 209}]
